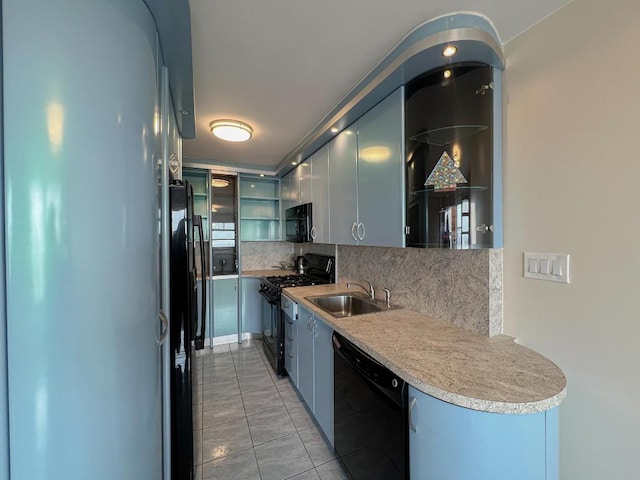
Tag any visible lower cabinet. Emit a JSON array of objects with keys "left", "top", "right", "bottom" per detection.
[
  {"left": 408, "top": 385, "right": 559, "bottom": 480},
  {"left": 293, "top": 305, "right": 334, "bottom": 445},
  {"left": 212, "top": 277, "right": 238, "bottom": 337},
  {"left": 313, "top": 316, "right": 334, "bottom": 445},
  {"left": 241, "top": 277, "right": 262, "bottom": 334},
  {"left": 297, "top": 306, "right": 315, "bottom": 408}
]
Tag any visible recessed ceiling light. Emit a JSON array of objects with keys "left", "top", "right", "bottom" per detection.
[
  {"left": 211, "top": 178, "right": 230, "bottom": 188},
  {"left": 259, "top": 174, "right": 265, "bottom": 177},
  {"left": 344, "top": 130, "right": 353, "bottom": 135},
  {"left": 442, "top": 45, "right": 457, "bottom": 57},
  {"left": 443, "top": 69, "right": 452, "bottom": 79},
  {"left": 210, "top": 119, "right": 253, "bottom": 142},
  {"left": 331, "top": 127, "right": 339, "bottom": 133},
  {"left": 291, "top": 161, "right": 297, "bottom": 165}
]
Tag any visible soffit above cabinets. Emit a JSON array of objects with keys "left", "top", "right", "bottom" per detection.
[{"left": 184, "top": 0, "right": 572, "bottom": 172}]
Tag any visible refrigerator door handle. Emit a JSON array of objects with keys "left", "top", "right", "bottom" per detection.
[
  {"left": 156, "top": 309, "right": 169, "bottom": 346},
  {"left": 194, "top": 216, "right": 206, "bottom": 350}
]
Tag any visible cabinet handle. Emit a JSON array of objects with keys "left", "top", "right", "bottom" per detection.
[
  {"left": 288, "top": 353, "right": 295, "bottom": 359},
  {"left": 313, "top": 319, "right": 318, "bottom": 338},
  {"left": 357, "top": 222, "right": 365, "bottom": 241},
  {"left": 408, "top": 396, "right": 417, "bottom": 433},
  {"left": 310, "top": 226, "right": 317, "bottom": 240},
  {"left": 308, "top": 316, "right": 314, "bottom": 333},
  {"left": 351, "top": 222, "right": 358, "bottom": 241},
  {"left": 156, "top": 309, "right": 169, "bottom": 346}
]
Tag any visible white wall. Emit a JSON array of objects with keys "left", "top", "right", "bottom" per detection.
[{"left": 503, "top": 0, "right": 640, "bottom": 477}]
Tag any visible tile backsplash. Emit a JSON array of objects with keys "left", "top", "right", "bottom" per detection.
[{"left": 337, "top": 245, "right": 503, "bottom": 336}]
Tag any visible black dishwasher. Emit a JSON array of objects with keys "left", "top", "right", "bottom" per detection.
[{"left": 333, "top": 332, "right": 409, "bottom": 479}]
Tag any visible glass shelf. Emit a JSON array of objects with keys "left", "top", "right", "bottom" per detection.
[
  {"left": 409, "top": 124, "right": 488, "bottom": 146},
  {"left": 240, "top": 196, "right": 279, "bottom": 201},
  {"left": 240, "top": 217, "right": 280, "bottom": 221},
  {"left": 410, "top": 185, "right": 488, "bottom": 196}
]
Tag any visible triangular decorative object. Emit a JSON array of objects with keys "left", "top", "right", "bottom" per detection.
[{"left": 425, "top": 151, "right": 468, "bottom": 191}]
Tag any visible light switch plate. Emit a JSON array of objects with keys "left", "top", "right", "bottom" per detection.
[{"left": 523, "top": 252, "right": 570, "bottom": 283}]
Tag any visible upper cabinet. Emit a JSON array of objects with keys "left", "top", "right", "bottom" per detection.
[
  {"left": 328, "top": 89, "right": 404, "bottom": 247},
  {"left": 310, "top": 145, "right": 330, "bottom": 243},
  {"left": 239, "top": 175, "right": 281, "bottom": 241},
  {"left": 276, "top": 14, "right": 504, "bottom": 249},
  {"left": 357, "top": 88, "right": 404, "bottom": 247},
  {"left": 405, "top": 63, "right": 500, "bottom": 249},
  {"left": 328, "top": 127, "right": 358, "bottom": 245}
]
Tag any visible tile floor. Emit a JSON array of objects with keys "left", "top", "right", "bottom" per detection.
[{"left": 192, "top": 339, "right": 349, "bottom": 480}]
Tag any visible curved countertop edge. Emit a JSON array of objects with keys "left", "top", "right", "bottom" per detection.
[{"left": 282, "top": 284, "right": 567, "bottom": 415}]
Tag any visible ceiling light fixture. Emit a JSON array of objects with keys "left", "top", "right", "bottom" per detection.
[
  {"left": 210, "top": 119, "right": 253, "bottom": 142},
  {"left": 291, "top": 161, "right": 297, "bottom": 165},
  {"left": 442, "top": 45, "right": 457, "bottom": 57},
  {"left": 443, "top": 69, "right": 452, "bottom": 79},
  {"left": 211, "top": 178, "right": 230, "bottom": 188},
  {"left": 331, "top": 127, "right": 339, "bottom": 133}
]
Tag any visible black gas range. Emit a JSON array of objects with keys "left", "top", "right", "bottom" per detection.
[{"left": 259, "top": 254, "right": 335, "bottom": 375}]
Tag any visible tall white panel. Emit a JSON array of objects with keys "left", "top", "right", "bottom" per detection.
[{"left": 3, "top": 1, "right": 162, "bottom": 478}]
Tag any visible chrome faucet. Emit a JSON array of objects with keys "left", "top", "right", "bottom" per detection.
[{"left": 347, "top": 281, "right": 375, "bottom": 301}]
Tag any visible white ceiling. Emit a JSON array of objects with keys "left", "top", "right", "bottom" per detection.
[{"left": 184, "top": 0, "right": 571, "bottom": 171}]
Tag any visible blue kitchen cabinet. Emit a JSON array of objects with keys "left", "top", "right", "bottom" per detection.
[
  {"left": 295, "top": 160, "right": 312, "bottom": 205},
  {"left": 241, "top": 278, "right": 262, "bottom": 334},
  {"left": 213, "top": 277, "right": 239, "bottom": 337},
  {"left": 290, "top": 306, "right": 335, "bottom": 445},
  {"left": 356, "top": 88, "right": 405, "bottom": 247},
  {"left": 281, "top": 170, "right": 295, "bottom": 213},
  {"left": 297, "top": 305, "right": 315, "bottom": 408},
  {"left": 239, "top": 175, "right": 281, "bottom": 241},
  {"left": 327, "top": 89, "right": 404, "bottom": 247},
  {"left": 313, "top": 316, "right": 334, "bottom": 444},
  {"left": 328, "top": 126, "right": 359, "bottom": 245},
  {"left": 408, "top": 386, "right": 558, "bottom": 480},
  {"left": 310, "top": 145, "right": 330, "bottom": 243}
]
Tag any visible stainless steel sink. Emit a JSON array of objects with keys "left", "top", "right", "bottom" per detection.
[{"left": 306, "top": 293, "right": 392, "bottom": 318}]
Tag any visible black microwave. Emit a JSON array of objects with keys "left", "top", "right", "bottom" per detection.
[{"left": 285, "top": 203, "right": 313, "bottom": 243}]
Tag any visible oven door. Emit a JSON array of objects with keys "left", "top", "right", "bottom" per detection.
[{"left": 260, "top": 290, "right": 284, "bottom": 374}]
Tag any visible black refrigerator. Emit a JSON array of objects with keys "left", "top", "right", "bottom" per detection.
[{"left": 170, "top": 179, "right": 206, "bottom": 480}]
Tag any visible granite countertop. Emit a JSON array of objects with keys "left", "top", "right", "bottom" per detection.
[{"left": 282, "top": 284, "right": 567, "bottom": 415}]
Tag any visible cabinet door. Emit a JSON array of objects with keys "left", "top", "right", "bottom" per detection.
[
  {"left": 296, "top": 160, "right": 312, "bottom": 205},
  {"left": 212, "top": 278, "right": 238, "bottom": 337},
  {"left": 296, "top": 306, "right": 315, "bottom": 410},
  {"left": 329, "top": 127, "right": 358, "bottom": 245},
  {"left": 240, "top": 278, "right": 261, "bottom": 334},
  {"left": 281, "top": 171, "right": 293, "bottom": 212},
  {"left": 408, "top": 386, "right": 550, "bottom": 480},
  {"left": 310, "top": 144, "right": 330, "bottom": 243},
  {"left": 356, "top": 88, "right": 405, "bottom": 247},
  {"left": 313, "top": 317, "right": 334, "bottom": 445}
]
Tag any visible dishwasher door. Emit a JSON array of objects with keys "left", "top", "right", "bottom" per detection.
[{"left": 333, "top": 332, "right": 408, "bottom": 479}]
